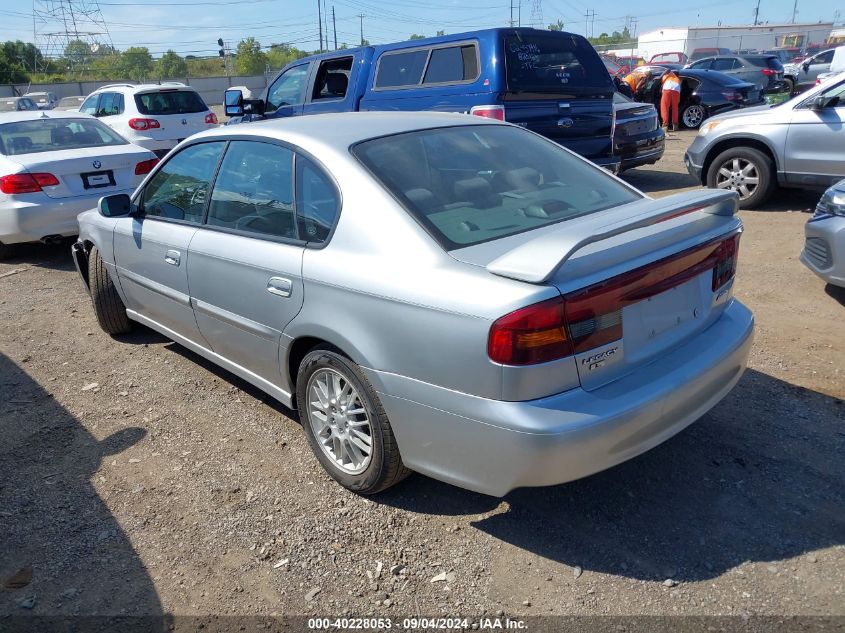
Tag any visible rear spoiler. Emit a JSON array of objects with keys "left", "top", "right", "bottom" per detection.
[{"left": 486, "top": 189, "right": 739, "bottom": 283}]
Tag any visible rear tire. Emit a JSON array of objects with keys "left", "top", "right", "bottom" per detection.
[
  {"left": 681, "top": 104, "right": 706, "bottom": 129},
  {"left": 297, "top": 348, "right": 410, "bottom": 494},
  {"left": 706, "top": 146, "right": 776, "bottom": 209},
  {"left": 784, "top": 77, "right": 795, "bottom": 95},
  {"left": 88, "top": 246, "right": 132, "bottom": 335}
]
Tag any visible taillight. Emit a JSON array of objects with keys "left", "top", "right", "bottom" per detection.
[
  {"left": 469, "top": 105, "right": 505, "bottom": 121},
  {"left": 134, "top": 157, "right": 159, "bottom": 175},
  {"left": 761, "top": 68, "right": 777, "bottom": 77},
  {"left": 488, "top": 234, "right": 742, "bottom": 365},
  {"left": 0, "top": 172, "right": 59, "bottom": 194},
  {"left": 205, "top": 112, "right": 218, "bottom": 124},
  {"left": 721, "top": 91, "right": 742, "bottom": 101},
  {"left": 488, "top": 297, "right": 572, "bottom": 365},
  {"left": 712, "top": 233, "right": 740, "bottom": 291},
  {"left": 128, "top": 118, "right": 161, "bottom": 131}
]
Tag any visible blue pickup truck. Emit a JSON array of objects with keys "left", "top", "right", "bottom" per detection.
[{"left": 224, "top": 28, "right": 621, "bottom": 171}]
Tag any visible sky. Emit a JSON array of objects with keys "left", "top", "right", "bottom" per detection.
[{"left": 0, "top": 0, "right": 840, "bottom": 59}]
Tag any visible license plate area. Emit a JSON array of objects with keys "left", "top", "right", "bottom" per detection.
[{"left": 81, "top": 170, "right": 115, "bottom": 189}]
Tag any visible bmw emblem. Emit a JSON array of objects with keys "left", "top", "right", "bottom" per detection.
[
  {"left": 92, "top": 160, "right": 102, "bottom": 169},
  {"left": 557, "top": 117, "right": 574, "bottom": 129},
  {"left": 181, "top": 118, "right": 188, "bottom": 125}
]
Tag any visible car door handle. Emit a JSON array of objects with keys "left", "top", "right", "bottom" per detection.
[
  {"left": 164, "top": 250, "right": 181, "bottom": 266},
  {"left": 267, "top": 277, "right": 292, "bottom": 298}
]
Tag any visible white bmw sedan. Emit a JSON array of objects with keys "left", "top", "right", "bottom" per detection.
[{"left": 0, "top": 110, "right": 158, "bottom": 258}]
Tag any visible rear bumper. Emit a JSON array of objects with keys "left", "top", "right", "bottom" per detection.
[
  {"left": 616, "top": 131, "right": 666, "bottom": 171},
  {"left": 0, "top": 190, "right": 134, "bottom": 245},
  {"left": 367, "top": 299, "right": 754, "bottom": 497},
  {"left": 800, "top": 215, "right": 845, "bottom": 287},
  {"left": 591, "top": 154, "right": 623, "bottom": 174}
]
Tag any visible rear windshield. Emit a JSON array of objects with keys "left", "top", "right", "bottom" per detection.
[
  {"left": 0, "top": 100, "right": 24, "bottom": 112},
  {"left": 0, "top": 118, "right": 127, "bottom": 156},
  {"left": 352, "top": 125, "right": 640, "bottom": 250},
  {"left": 57, "top": 97, "right": 83, "bottom": 107},
  {"left": 504, "top": 33, "right": 611, "bottom": 92},
  {"left": 134, "top": 90, "right": 207, "bottom": 115},
  {"left": 747, "top": 56, "right": 784, "bottom": 70}
]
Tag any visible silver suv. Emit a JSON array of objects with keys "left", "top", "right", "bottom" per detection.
[{"left": 685, "top": 73, "right": 845, "bottom": 209}]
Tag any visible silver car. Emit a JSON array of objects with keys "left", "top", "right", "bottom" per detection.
[
  {"left": 73, "top": 112, "right": 754, "bottom": 496},
  {"left": 801, "top": 179, "right": 845, "bottom": 288},
  {"left": 685, "top": 73, "right": 845, "bottom": 209}
]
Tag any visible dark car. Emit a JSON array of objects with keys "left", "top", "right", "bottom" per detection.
[
  {"left": 635, "top": 66, "right": 764, "bottom": 129},
  {"left": 612, "top": 92, "right": 665, "bottom": 171},
  {"left": 686, "top": 54, "right": 786, "bottom": 93}
]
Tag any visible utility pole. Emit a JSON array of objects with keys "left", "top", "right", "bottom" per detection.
[
  {"left": 791, "top": 0, "right": 798, "bottom": 23},
  {"left": 510, "top": 0, "right": 514, "bottom": 27},
  {"left": 332, "top": 6, "right": 337, "bottom": 50},
  {"left": 358, "top": 13, "right": 365, "bottom": 46},
  {"left": 752, "top": 0, "right": 760, "bottom": 26},
  {"left": 323, "top": 0, "right": 329, "bottom": 50},
  {"left": 584, "top": 9, "right": 595, "bottom": 39},
  {"left": 317, "top": 0, "right": 323, "bottom": 52}
]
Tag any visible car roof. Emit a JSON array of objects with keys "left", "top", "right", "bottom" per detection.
[
  {"left": 196, "top": 111, "right": 502, "bottom": 152},
  {"left": 90, "top": 82, "right": 196, "bottom": 94},
  {"left": 0, "top": 110, "right": 97, "bottom": 124}
]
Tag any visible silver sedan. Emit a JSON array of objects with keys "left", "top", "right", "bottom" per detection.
[{"left": 74, "top": 112, "right": 754, "bottom": 496}]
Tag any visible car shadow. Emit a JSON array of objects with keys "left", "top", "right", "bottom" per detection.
[
  {"left": 824, "top": 283, "right": 845, "bottom": 306},
  {"left": 0, "top": 240, "right": 77, "bottom": 272},
  {"left": 0, "top": 353, "right": 168, "bottom": 624},
  {"left": 378, "top": 368, "right": 845, "bottom": 582},
  {"left": 621, "top": 169, "right": 699, "bottom": 194}
]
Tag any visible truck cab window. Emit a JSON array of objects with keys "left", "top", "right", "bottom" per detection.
[
  {"left": 267, "top": 64, "right": 310, "bottom": 111},
  {"left": 312, "top": 57, "right": 353, "bottom": 100}
]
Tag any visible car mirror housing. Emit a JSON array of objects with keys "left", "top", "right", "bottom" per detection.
[
  {"left": 224, "top": 89, "right": 244, "bottom": 117},
  {"left": 810, "top": 95, "right": 830, "bottom": 110},
  {"left": 98, "top": 193, "right": 133, "bottom": 217}
]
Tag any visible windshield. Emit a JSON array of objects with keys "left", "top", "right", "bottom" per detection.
[
  {"left": 0, "top": 118, "right": 128, "bottom": 155},
  {"left": 134, "top": 90, "right": 207, "bottom": 115},
  {"left": 504, "top": 33, "right": 612, "bottom": 92},
  {"left": 353, "top": 125, "right": 641, "bottom": 250}
]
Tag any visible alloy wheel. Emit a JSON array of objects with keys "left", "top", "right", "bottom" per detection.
[
  {"left": 683, "top": 105, "right": 705, "bottom": 128},
  {"left": 715, "top": 157, "right": 759, "bottom": 200},
  {"left": 306, "top": 368, "right": 373, "bottom": 475}
]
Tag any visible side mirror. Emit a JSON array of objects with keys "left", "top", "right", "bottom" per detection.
[
  {"left": 224, "top": 88, "right": 244, "bottom": 117},
  {"left": 803, "top": 62, "right": 810, "bottom": 72},
  {"left": 810, "top": 95, "right": 829, "bottom": 110},
  {"left": 98, "top": 193, "right": 133, "bottom": 217}
]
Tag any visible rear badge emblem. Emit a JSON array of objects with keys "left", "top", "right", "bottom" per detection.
[
  {"left": 92, "top": 160, "right": 101, "bottom": 169},
  {"left": 557, "top": 117, "right": 574, "bottom": 128}
]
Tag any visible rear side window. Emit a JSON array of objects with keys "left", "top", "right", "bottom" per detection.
[
  {"left": 375, "top": 50, "right": 429, "bottom": 88},
  {"left": 135, "top": 90, "right": 207, "bottom": 115},
  {"left": 353, "top": 125, "right": 640, "bottom": 250},
  {"left": 747, "top": 56, "right": 784, "bottom": 70},
  {"left": 208, "top": 141, "right": 297, "bottom": 240},
  {"left": 312, "top": 57, "right": 353, "bottom": 100},
  {"left": 296, "top": 157, "right": 339, "bottom": 244},
  {"left": 423, "top": 45, "right": 479, "bottom": 84},
  {"left": 97, "top": 92, "right": 124, "bottom": 116},
  {"left": 504, "top": 33, "right": 611, "bottom": 91}
]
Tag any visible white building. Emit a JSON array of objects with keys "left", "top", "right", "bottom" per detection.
[{"left": 637, "top": 22, "right": 835, "bottom": 61}]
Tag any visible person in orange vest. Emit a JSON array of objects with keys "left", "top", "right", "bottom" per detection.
[
  {"left": 660, "top": 69, "right": 682, "bottom": 131},
  {"left": 623, "top": 71, "right": 647, "bottom": 99}
]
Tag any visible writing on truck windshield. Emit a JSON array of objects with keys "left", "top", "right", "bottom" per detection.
[{"left": 504, "top": 34, "right": 611, "bottom": 91}]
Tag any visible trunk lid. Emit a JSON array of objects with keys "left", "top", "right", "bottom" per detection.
[
  {"left": 452, "top": 189, "right": 742, "bottom": 391},
  {"left": 9, "top": 144, "right": 151, "bottom": 199}
]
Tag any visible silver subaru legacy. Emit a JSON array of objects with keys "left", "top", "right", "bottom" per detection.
[{"left": 73, "top": 112, "right": 754, "bottom": 497}]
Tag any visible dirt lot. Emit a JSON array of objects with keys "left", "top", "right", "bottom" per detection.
[{"left": 1, "top": 130, "right": 843, "bottom": 622}]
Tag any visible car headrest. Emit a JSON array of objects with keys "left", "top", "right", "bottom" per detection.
[
  {"left": 8, "top": 136, "right": 34, "bottom": 154},
  {"left": 404, "top": 188, "right": 438, "bottom": 214},
  {"left": 453, "top": 177, "right": 500, "bottom": 209},
  {"left": 51, "top": 126, "right": 74, "bottom": 145},
  {"left": 325, "top": 73, "right": 348, "bottom": 96}
]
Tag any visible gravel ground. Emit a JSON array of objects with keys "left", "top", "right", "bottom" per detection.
[{"left": 1, "top": 130, "right": 843, "bottom": 621}]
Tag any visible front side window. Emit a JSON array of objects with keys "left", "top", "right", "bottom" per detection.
[
  {"left": 423, "top": 45, "right": 479, "bottom": 84},
  {"left": 818, "top": 80, "right": 845, "bottom": 108},
  {"left": 690, "top": 59, "right": 712, "bottom": 69},
  {"left": 141, "top": 142, "right": 225, "bottom": 223},
  {"left": 207, "top": 141, "right": 297, "bottom": 239},
  {"left": 375, "top": 50, "right": 429, "bottom": 88},
  {"left": 296, "top": 157, "right": 339, "bottom": 243},
  {"left": 267, "top": 65, "right": 309, "bottom": 110},
  {"left": 353, "top": 125, "right": 641, "bottom": 250},
  {"left": 80, "top": 94, "right": 99, "bottom": 115},
  {"left": 813, "top": 50, "right": 834, "bottom": 65},
  {"left": 711, "top": 58, "right": 737, "bottom": 71}
]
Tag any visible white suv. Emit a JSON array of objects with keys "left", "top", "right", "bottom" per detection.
[{"left": 80, "top": 83, "right": 218, "bottom": 158}]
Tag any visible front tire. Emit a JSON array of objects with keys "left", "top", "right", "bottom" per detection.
[
  {"left": 297, "top": 348, "right": 410, "bottom": 494},
  {"left": 681, "top": 104, "right": 706, "bottom": 129},
  {"left": 0, "top": 242, "right": 15, "bottom": 260},
  {"left": 88, "top": 246, "right": 132, "bottom": 335},
  {"left": 784, "top": 77, "right": 795, "bottom": 95},
  {"left": 706, "top": 146, "right": 775, "bottom": 209}
]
